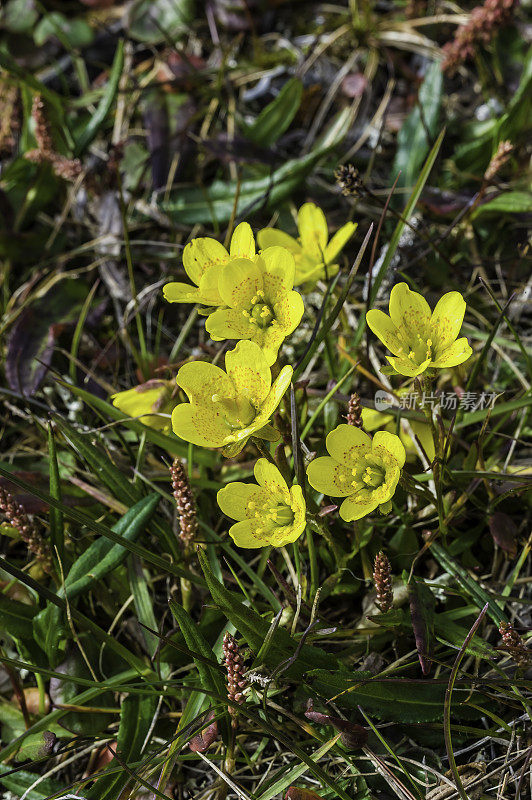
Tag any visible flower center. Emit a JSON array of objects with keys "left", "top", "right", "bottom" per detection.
[
  {"left": 211, "top": 394, "right": 256, "bottom": 430},
  {"left": 407, "top": 335, "right": 433, "bottom": 363},
  {"left": 242, "top": 289, "right": 275, "bottom": 329},
  {"left": 248, "top": 498, "right": 295, "bottom": 530},
  {"left": 361, "top": 465, "right": 385, "bottom": 488}
]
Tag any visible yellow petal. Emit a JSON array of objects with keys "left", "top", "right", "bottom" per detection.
[
  {"left": 431, "top": 338, "right": 472, "bottom": 368},
  {"left": 259, "top": 364, "right": 292, "bottom": 421},
  {"left": 218, "top": 258, "right": 262, "bottom": 309},
  {"left": 290, "top": 484, "right": 306, "bottom": 517},
  {"left": 372, "top": 431, "right": 406, "bottom": 468},
  {"left": 225, "top": 341, "right": 271, "bottom": 406},
  {"left": 171, "top": 403, "right": 228, "bottom": 448},
  {"left": 163, "top": 282, "right": 204, "bottom": 304},
  {"left": 267, "top": 518, "right": 306, "bottom": 547},
  {"left": 176, "top": 360, "right": 233, "bottom": 405},
  {"left": 361, "top": 408, "right": 393, "bottom": 432},
  {"left": 294, "top": 259, "right": 338, "bottom": 287},
  {"left": 430, "top": 291, "right": 466, "bottom": 351},
  {"left": 228, "top": 519, "right": 269, "bottom": 548},
  {"left": 389, "top": 282, "right": 431, "bottom": 338},
  {"left": 230, "top": 222, "right": 255, "bottom": 259},
  {"left": 366, "top": 310, "right": 406, "bottom": 356},
  {"left": 197, "top": 263, "right": 225, "bottom": 306},
  {"left": 339, "top": 492, "right": 380, "bottom": 522},
  {"left": 260, "top": 246, "right": 295, "bottom": 295},
  {"left": 325, "top": 424, "right": 371, "bottom": 466},
  {"left": 111, "top": 383, "right": 171, "bottom": 430},
  {"left": 297, "top": 203, "right": 328, "bottom": 256},
  {"left": 407, "top": 420, "right": 435, "bottom": 461},
  {"left": 254, "top": 458, "right": 289, "bottom": 497},
  {"left": 217, "top": 483, "right": 269, "bottom": 521},
  {"left": 183, "top": 237, "right": 228, "bottom": 285},
  {"left": 386, "top": 354, "right": 431, "bottom": 377},
  {"left": 205, "top": 308, "right": 254, "bottom": 342},
  {"left": 306, "top": 456, "right": 354, "bottom": 497},
  {"left": 273, "top": 291, "right": 305, "bottom": 334},
  {"left": 250, "top": 325, "right": 285, "bottom": 366},
  {"left": 257, "top": 227, "right": 301, "bottom": 254},
  {"left": 323, "top": 221, "right": 357, "bottom": 264}
]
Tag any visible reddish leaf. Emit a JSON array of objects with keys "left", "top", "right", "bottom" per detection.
[
  {"left": 188, "top": 711, "right": 219, "bottom": 752},
  {"left": 489, "top": 512, "right": 518, "bottom": 557},
  {"left": 6, "top": 279, "right": 88, "bottom": 397},
  {"left": 341, "top": 73, "right": 367, "bottom": 98},
  {"left": 408, "top": 577, "right": 435, "bottom": 676},
  {"left": 304, "top": 700, "right": 367, "bottom": 749}
]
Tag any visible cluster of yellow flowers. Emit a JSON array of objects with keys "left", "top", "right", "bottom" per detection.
[{"left": 112, "top": 205, "right": 472, "bottom": 549}]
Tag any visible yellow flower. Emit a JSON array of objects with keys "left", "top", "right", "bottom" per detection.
[
  {"left": 257, "top": 202, "right": 357, "bottom": 286},
  {"left": 217, "top": 458, "right": 306, "bottom": 548},
  {"left": 111, "top": 380, "right": 176, "bottom": 432},
  {"left": 171, "top": 341, "right": 293, "bottom": 456},
  {"left": 163, "top": 222, "right": 255, "bottom": 307},
  {"left": 205, "top": 246, "right": 304, "bottom": 366},
  {"left": 366, "top": 283, "right": 472, "bottom": 377},
  {"left": 306, "top": 424, "right": 405, "bottom": 522}
]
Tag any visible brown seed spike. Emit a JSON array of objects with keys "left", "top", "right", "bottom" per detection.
[
  {"left": 499, "top": 622, "right": 531, "bottom": 667},
  {"left": 441, "top": 0, "right": 519, "bottom": 74},
  {"left": 334, "top": 163, "right": 364, "bottom": 197},
  {"left": 373, "top": 551, "right": 393, "bottom": 613},
  {"left": 0, "top": 486, "right": 53, "bottom": 574},
  {"left": 223, "top": 632, "right": 247, "bottom": 727},
  {"left": 170, "top": 458, "right": 197, "bottom": 547},
  {"left": 346, "top": 392, "right": 363, "bottom": 428}
]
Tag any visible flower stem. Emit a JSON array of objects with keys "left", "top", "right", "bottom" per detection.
[{"left": 421, "top": 375, "right": 447, "bottom": 538}]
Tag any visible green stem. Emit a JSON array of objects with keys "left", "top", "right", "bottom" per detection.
[{"left": 421, "top": 375, "right": 447, "bottom": 538}]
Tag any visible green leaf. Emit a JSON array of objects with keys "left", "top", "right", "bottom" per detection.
[
  {"left": 0, "top": 465, "right": 202, "bottom": 586},
  {"left": 86, "top": 693, "right": 157, "bottom": 799},
  {"left": 0, "top": 667, "right": 141, "bottom": 762},
  {"left": 48, "top": 646, "right": 117, "bottom": 736},
  {"left": 472, "top": 190, "right": 532, "bottom": 218},
  {"left": 75, "top": 40, "right": 125, "bottom": 156},
  {"left": 197, "top": 549, "right": 335, "bottom": 678},
  {"left": 169, "top": 599, "right": 230, "bottom": 742},
  {"left": 128, "top": 0, "right": 194, "bottom": 43},
  {"left": 12, "top": 731, "right": 56, "bottom": 762},
  {"left": 0, "top": 763, "right": 64, "bottom": 800},
  {"left": 435, "top": 617, "right": 497, "bottom": 659},
  {"left": 255, "top": 736, "right": 341, "bottom": 800},
  {"left": 55, "top": 416, "right": 140, "bottom": 505},
  {"left": 243, "top": 78, "right": 303, "bottom": 146},
  {"left": 1, "top": 0, "right": 39, "bottom": 33},
  {"left": 430, "top": 543, "right": 507, "bottom": 625},
  {"left": 158, "top": 106, "right": 353, "bottom": 225},
  {"left": 33, "top": 12, "right": 94, "bottom": 48},
  {"left": 61, "top": 493, "right": 160, "bottom": 600},
  {"left": 32, "top": 494, "right": 159, "bottom": 663},
  {"left": 307, "top": 670, "right": 481, "bottom": 723},
  {"left": 32, "top": 604, "right": 65, "bottom": 666},
  {"left": 128, "top": 556, "right": 160, "bottom": 659},
  {"left": 392, "top": 61, "right": 442, "bottom": 190},
  {"left": 0, "top": 594, "right": 37, "bottom": 641}
]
